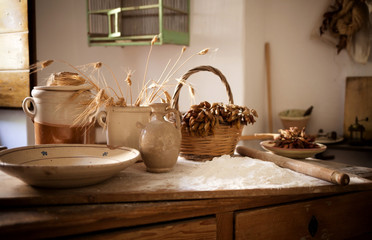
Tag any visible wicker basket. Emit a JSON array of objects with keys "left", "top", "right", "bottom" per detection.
[{"left": 172, "top": 66, "right": 243, "bottom": 161}]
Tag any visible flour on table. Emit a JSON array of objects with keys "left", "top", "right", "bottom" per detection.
[
  {"left": 177, "top": 156, "right": 329, "bottom": 190},
  {"left": 119, "top": 155, "right": 362, "bottom": 191}
]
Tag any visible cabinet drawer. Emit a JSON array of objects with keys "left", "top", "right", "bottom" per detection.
[
  {"left": 71, "top": 216, "right": 216, "bottom": 240},
  {"left": 235, "top": 191, "right": 372, "bottom": 239}
]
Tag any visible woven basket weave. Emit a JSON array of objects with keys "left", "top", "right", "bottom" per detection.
[{"left": 172, "top": 65, "right": 243, "bottom": 161}]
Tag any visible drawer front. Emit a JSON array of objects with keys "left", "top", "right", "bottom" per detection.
[
  {"left": 71, "top": 216, "right": 216, "bottom": 240},
  {"left": 235, "top": 191, "right": 372, "bottom": 240}
]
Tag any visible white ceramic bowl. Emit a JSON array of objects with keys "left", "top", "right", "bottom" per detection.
[
  {"left": 260, "top": 140, "right": 326, "bottom": 159},
  {"left": 0, "top": 144, "right": 140, "bottom": 188}
]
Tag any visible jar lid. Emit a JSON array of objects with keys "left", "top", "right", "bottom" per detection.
[{"left": 33, "top": 85, "right": 92, "bottom": 91}]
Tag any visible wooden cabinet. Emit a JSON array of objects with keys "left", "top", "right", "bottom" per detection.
[
  {"left": 1, "top": 191, "right": 372, "bottom": 239},
  {"left": 71, "top": 217, "right": 216, "bottom": 240},
  {"left": 235, "top": 191, "right": 372, "bottom": 240},
  {"left": 1, "top": 160, "right": 372, "bottom": 239}
]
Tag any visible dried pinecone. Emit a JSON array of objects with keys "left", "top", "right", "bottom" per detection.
[
  {"left": 182, "top": 101, "right": 258, "bottom": 137},
  {"left": 273, "top": 127, "right": 319, "bottom": 149}
]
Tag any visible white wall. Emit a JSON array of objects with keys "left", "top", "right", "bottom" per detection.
[
  {"left": 1, "top": 0, "right": 372, "bottom": 148},
  {"left": 35, "top": 0, "right": 245, "bottom": 107},
  {"left": 33, "top": 0, "right": 246, "bottom": 143},
  {"left": 245, "top": 0, "right": 372, "bottom": 135},
  {"left": 0, "top": 109, "right": 29, "bottom": 148}
]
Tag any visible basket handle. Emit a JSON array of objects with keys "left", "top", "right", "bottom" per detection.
[{"left": 171, "top": 65, "right": 234, "bottom": 110}]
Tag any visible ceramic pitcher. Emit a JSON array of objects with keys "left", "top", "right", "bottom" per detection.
[
  {"left": 139, "top": 103, "right": 181, "bottom": 173},
  {"left": 22, "top": 85, "right": 95, "bottom": 144},
  {"left": 97, "top": 106, "right": 152, "bottom": 149}
]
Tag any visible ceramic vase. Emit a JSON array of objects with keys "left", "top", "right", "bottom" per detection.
[
  {"left": 22, "top": 85, "right": 95, "bottom": 144},
  {"left": 97, "top": 106, "right": 152, "bottom": 149},
  {"left": 139, "top": 103, "right": 181, "bottom": 173}
]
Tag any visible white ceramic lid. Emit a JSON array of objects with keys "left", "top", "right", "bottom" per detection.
[{"left": 34, "top": 85, "right": 92, "bottom": 91}]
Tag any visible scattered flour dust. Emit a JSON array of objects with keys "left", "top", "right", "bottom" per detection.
[
  {"left": 121, "top": 155, "right": 342, "bottom": 191},
  {"left": 177, "top": 156, "right": 330, "bottom": 190}
]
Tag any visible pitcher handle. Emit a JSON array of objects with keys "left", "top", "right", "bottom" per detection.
[
  {"left": 97, "top": 111, "right": 107, "bottom": 128},
  {"left": 165, "top": 107, "right": 181, "bottom": 130},
  {"left": 22, "top": 97, "right": 36, "bottom": 121}
]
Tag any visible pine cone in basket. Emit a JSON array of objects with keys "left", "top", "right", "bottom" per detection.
[{"left": 182, "top": 101, "right": 258, "bottom": 137}]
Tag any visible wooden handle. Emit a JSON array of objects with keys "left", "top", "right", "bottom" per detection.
[
  {"left": 236, "top": 146, "right": 350, "bottom": 186},
  {"left": 240, "top": 133, "right": 279, "bottom": 141},
  {"left": 265, "top": 43, "right": 273, "bottom": 133}
]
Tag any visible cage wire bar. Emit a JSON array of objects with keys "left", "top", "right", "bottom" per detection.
[{"left": 87, "top": 0, "right": 189, "bottom": 46}]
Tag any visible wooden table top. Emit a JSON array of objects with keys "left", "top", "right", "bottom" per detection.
[{"left": 1, "top": 157, "right": 372, "bottom": 207}]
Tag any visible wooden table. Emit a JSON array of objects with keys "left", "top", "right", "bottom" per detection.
[{"left": 1, "top": 158, "right": 372, "bottom": 239}]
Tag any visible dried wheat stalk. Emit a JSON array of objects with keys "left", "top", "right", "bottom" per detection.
[{"left": 29, "top": 36, "right": 210, "bottom": 128}]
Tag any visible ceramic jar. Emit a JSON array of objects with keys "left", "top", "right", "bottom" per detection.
[
  {"left": 22, "top": 85, "right": 95, "bottom": 144},
  {"left": 139, "top": 103, "right": 181, "bottom": 173},
  {"left": 97, "top": 106, "right": 152, "bottom": 149}
]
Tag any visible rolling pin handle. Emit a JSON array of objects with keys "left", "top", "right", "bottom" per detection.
[
  {"left": 236, "top": 145, "right": 350, "bottom": 186},
  {"left": 331, "top": 172, "right": 350, "bottom": 186}
]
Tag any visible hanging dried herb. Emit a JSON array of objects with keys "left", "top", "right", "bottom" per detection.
[{"left": 319, "top": 0, "right": 369, "bottom": 53}]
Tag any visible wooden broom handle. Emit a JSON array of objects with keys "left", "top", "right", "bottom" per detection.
[
  {"left": 236, "top": 146, "right": 350, "bottom": 186},
  {"left": 265, "top": 43, "right": 273, "bottom": 133}
]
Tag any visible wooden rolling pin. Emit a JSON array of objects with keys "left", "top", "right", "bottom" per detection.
[
  {"left": 236, "top": 146, "right": 350, "bottom": 186},
  {"left": 240, "top": 133, "right": 279, "bottom": 141}
]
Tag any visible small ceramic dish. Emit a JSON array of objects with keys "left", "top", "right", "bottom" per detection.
[
  {"left": 260, "top": 140, "right": 326, "bottom": 159},
  {"left": 315, "top": 136, "right": 344, "bottom": 144},
  {"left": 0, "top": 144, "right": 140, "bottom": 188}
]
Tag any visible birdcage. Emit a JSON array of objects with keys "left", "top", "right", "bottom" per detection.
[{"left": 87, "top": 0, "right": 189, "bottom": 46}]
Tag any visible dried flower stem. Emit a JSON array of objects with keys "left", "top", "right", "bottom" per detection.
[
  {"left": 104, "top": 86, "right": 122, "bottom": 100},
  {"left": 145, "top": 59, "right": 171, "bottom": 104},
  {"left": 29, "top": 60, "right": 54, "bottom": 74},
  {"left": 146, "top": 47, "right": 187, "bottom": 104},
  {"left": 125, "top": 70, "right": 133, "bottom": 105},
  {"left": 141, "top": 35, "right": 158, "bottom": 104},
  {"left": 145, "top": 47, "right": 208, "bottom": 105},
  {"left": 156, "top": 59, "right": 172, "bottom": 84},
  {"left": 101, "top": 62, "right": 124, "bottom": 99},
  {"left": 162, "top": 46, "right": 187, "bottom": 85},
  {"left": 170, "top": 48, "right": 209, "bottom": 79},
  {"left": 57, "top": 59, "right": 101, "bottom": 93}
]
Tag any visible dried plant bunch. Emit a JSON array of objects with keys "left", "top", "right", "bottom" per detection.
[
  {"left": 182, "top": 101, "right": 258, "bottom": 137},
  {"left": 319, "top": 0, "right": 369, "bottom": 53},
  {"left": 30, "top": 36, "right": 211, "bottom": 127},
  {"left": 273, "top": 127, "right": 318, "bottom": 149}
]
